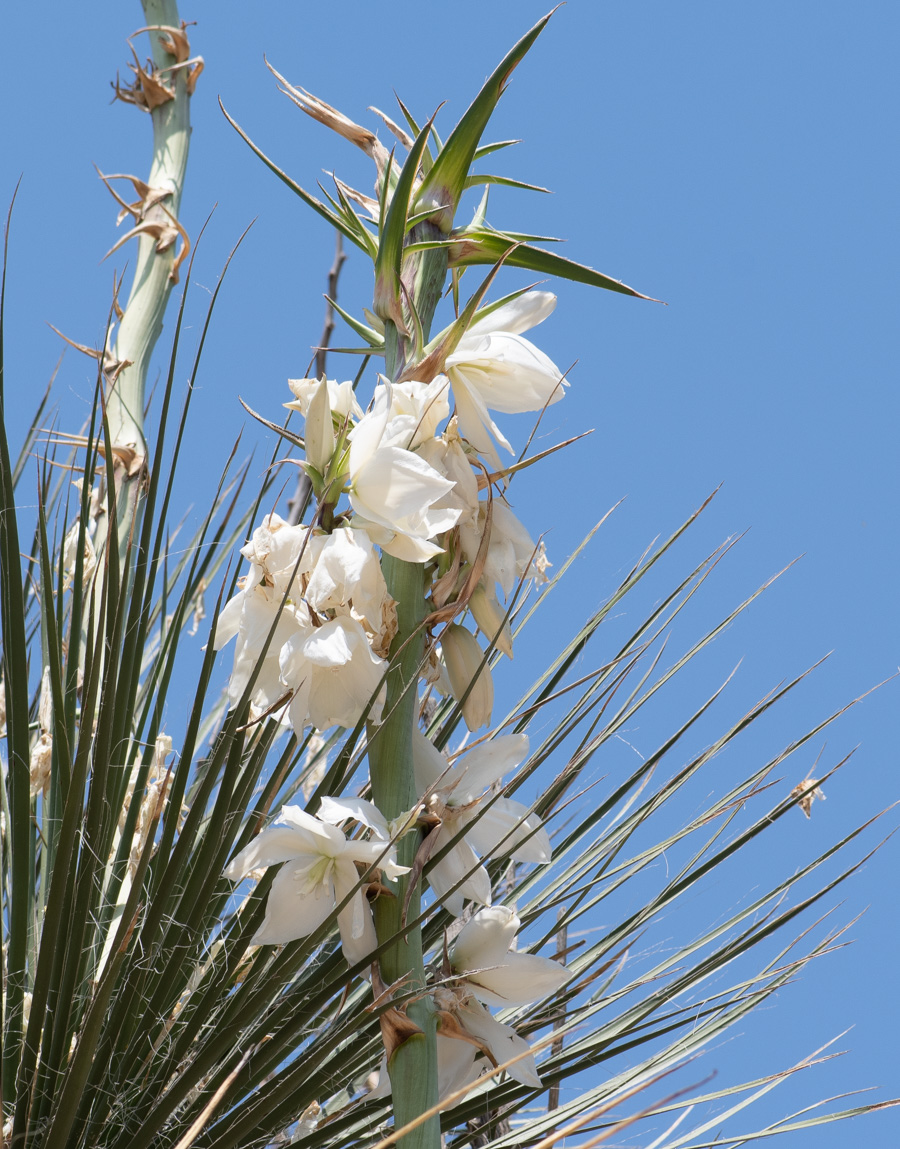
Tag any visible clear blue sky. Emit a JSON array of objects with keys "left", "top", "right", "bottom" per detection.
[{"left": 3, "top": 2, "right": 897, "bottom": 1145}]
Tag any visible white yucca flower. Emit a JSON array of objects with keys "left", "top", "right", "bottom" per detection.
[
  {"left": 413, "top": 727, "right": 550, "bottom": 915},
  {"left": 445, "top": 291, "right": 565, "bottom": 470},
  {"left": 225, "top": 804, "right": 408, "bottom": 965},
  {"left": 348, "top": 383, "right": 461, "bottom": 562}
]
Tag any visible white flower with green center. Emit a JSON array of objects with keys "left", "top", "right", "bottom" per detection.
[
  {"left": 445, "top": 291, "right": 565, "bottom": 470},
  {"left": 225, "top": 804, "right": 407, "bottom": 965},
  {"left": 413, "top": 727, "right": 550, "bottom": 916}
]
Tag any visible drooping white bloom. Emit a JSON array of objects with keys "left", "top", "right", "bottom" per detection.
[
  {"left": 214, "top": 588, "right": 309, "bottom": 712},
  {"left": 413, "top": 727, "right": 550, "bottom": 916},
  {"left": 367, "top": 1038, "right": 489, "bottom": 1104},
  {"left": 427, "top": 905, "right": 572, "bottom": 1090},
  {"left": 415, "top": 419, "right": 480, "bottom": 528},
  {"left": 451, "top": 905, "right": 571, "bottom": 1008},
  {"left": 348, "top": 383, "right": 461, "bottom": 562},
  {"left": 445, "top": 291, "right": 565, "bottom": 469},
  {"left": 225, "top": 804, "right": 407, "bottom": 964},
  {"left": 303, "top": 527, "right": 395, "bottom": 650},
  {"left": 238, "top": 513, "right": 314, "bottom": 599},
  {"left": 280, "top": 615, "right": 387, "bottom": 731},
  {"left": 452, "top": 998, "right": 541, "bottom": 1088}
]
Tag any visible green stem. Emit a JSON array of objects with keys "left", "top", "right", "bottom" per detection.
[{"left": 368, "top": 240, "right": 448, "bottom": 1148}]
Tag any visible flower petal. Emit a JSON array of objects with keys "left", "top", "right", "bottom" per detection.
[
  {"left": 427, "top": 829, "right": 492, "bottom": 916},
  {"left": 457, "top": 1000, "right": 541, "bottom": 1088},
  {"left": 250, "top": 862, "right": 335, "bottom": 946},
  {"left": 317, "top": 794, "right": 390, "bottom": 839},
  {"left": 333, "top": 857, "right": 378, "bottom": 965},
  {"left": 224, "top": 806, "right": 342, "bottom": 878},
  {"left": 450, "top": 734, "right": 529, "bottom": 802},
  {"left": 412, "top": 725, "right": 453, "bottom": 793},
  {"left": 465, "top": 797, "right": 551, "bottom": 865},
  {"left": 452, "top": 905, "right": 519, "bottom": 972},
  {"left": 466, "top": 291, "right": 556, "bottom": 338},
  {"left": 466, "top": 951, "right": 570, "bottom": 1008},
  {"left": 449, "top": 332, "right": 565, "bottom": 415}
]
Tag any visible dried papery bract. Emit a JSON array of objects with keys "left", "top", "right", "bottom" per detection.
[{"left": 98, "top": 7, "right": 200, "bottom": 550}]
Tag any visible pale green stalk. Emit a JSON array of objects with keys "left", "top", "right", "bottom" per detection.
[
  {"left": 368, "top": 239, "right": 448, "bottom": 1149},
  {"left": 101, "top": 0, "right": 193, "bottom": 559}
]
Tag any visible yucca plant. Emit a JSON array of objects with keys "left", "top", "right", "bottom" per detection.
[{"left": 0, "top": 5, "right": 895, "bottom": 1149}]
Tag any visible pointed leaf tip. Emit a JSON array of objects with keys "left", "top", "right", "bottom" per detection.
[{"left": 416, "top": 11, "right": 556, "bottom": 232}]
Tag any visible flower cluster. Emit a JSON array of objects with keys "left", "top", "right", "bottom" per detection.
[
  {"left": 220, "top": 290, "right": 568, "bottom": 1092},
  {"left": 216, "top": 292, "right": 559, "bottom": 737}
]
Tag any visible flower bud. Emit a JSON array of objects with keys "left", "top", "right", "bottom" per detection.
[
  {"left": 468, "top": 584, "right": 513, "bottom": 659},
  {"left": 304, "top": 377, "right": 335, "bottom": 474},
  {"left": 442, "top": 623, "right": 493, "bottom": 731}
]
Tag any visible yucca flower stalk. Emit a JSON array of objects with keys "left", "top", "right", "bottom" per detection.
[{"left": 1, "top": 7, "right": 897, "bottom": 1149}]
